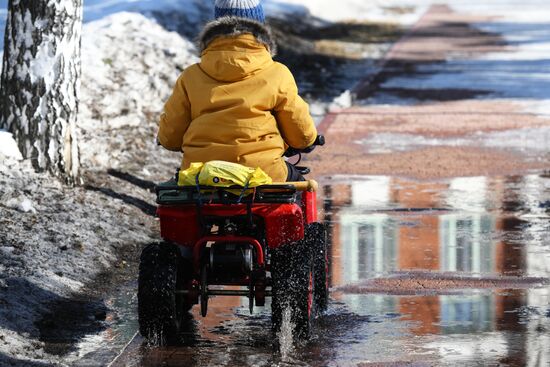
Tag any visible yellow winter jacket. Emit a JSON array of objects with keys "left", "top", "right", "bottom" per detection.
[{"left": 158, "top": 22, "right": 317, "bottom": 182}]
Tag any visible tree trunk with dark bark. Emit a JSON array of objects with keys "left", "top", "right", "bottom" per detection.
[{"left": 0, "top": 0, "right": 82, "bottom": 183}]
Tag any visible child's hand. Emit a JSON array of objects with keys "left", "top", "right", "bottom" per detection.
[
  {"left": 284, "top": 135, "right": 325, "bottom": 157},
  {"left": 284, "top": 147, "right": 302, "bottom": 157}
]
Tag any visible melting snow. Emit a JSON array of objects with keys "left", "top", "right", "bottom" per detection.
[
  {"left": 0, "top": 130, "right": 23, "bottom": 162},
  {"left": 0, "top": 12, "right": 191, "bottom": 366},
  {"left": 78, "top": 12, "right": 198, "bottom": 170},
  {"left": 3, "top": 195, "right": 36, "bottom": 213},
  {"left": 1, "top": 0, "right": 548, "bottom": 364}
]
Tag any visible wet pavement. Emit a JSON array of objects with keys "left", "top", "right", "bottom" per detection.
[{"left": 321, "top": 174, "right": 550, "bottom": 366}]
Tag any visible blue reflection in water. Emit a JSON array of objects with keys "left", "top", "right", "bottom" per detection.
[
  {"left": 440, "top": 214, "right": 495, "bottom": 273},
  {"left": 439, "top": 294, "right": 494, "bottom": 334}
]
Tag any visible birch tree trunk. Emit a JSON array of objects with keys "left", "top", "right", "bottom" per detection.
[{"left": 0, "top": 0, "right": 82, "bottom": 183}]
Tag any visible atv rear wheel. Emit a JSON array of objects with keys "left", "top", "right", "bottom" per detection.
[
  {"left": 138, "top": 242, "right": 188, "bottom": 345},
  {"left": 271, "top": 240, "right": 315, "bottom": 340}
]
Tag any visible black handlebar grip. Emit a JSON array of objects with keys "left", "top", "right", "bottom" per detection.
[{"left": 315, "top": 135, "right": 325, "bottom": 146}]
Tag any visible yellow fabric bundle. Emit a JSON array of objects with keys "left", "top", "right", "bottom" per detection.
[{"left": 177, "top": 161, "right": 272, "bottom": 188}]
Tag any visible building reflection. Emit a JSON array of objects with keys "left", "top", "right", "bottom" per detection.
[
  {"left": 323, "top": 175, "right": 548, "bottom": 365},
  {"left": 324, "top": 175, "right": 537, "bottom": 283}
]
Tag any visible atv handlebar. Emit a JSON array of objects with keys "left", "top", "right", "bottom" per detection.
[
  {"left": 284, "top": 134, "right": 325, "bottom": 157},
  {"left": 315, "top": 135, "right": 326, "bottom": 146}
]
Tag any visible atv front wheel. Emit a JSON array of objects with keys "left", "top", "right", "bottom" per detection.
[
  {"left": 309, "top": 223, "right": 329, "bottom": 312},
  {"left": 138, "top": 242, "right": 186, "bottom": 345}
]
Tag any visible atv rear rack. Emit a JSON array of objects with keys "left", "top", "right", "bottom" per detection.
[{"left": 156, "top": 184, "right": 299, "bottom": 205}]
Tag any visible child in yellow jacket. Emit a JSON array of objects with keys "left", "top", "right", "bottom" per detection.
[{"left": 157, "top": 0, "right": 317, "bottom": 182}]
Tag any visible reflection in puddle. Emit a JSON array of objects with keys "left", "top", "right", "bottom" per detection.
[
  {"left": 325, "top": 174, "right": 550, "bottom": 365},
  {"left": 337, "top": 210, "right": 500, "bottom": 280},
  {"left": 326, "top": 174, "right": 550, "bottom": 280}
]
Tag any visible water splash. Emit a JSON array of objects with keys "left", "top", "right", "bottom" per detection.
[
  {"left": 145, "top": 329, "right": 163, "bottom": 347},
  {"left": 277, "top": 308, "right": 295, "bottom": 362}
]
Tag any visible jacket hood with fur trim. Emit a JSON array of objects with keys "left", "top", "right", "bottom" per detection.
[
  {"left": 197, "top": 17, "right": 278, "bottom": 82},
  {"left": 198, "top": 16, "right": 277, "bottom": 56}
]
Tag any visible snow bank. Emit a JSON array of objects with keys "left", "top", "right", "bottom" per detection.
[
  {"left": 0, "top": 14, "right": 195, "bottom": 365},
  {"left": 78, "top": 12, "right": 198, "bottom": 170},
  {"left": 0, "top": 158, "right": 160, "bottom": 365}
]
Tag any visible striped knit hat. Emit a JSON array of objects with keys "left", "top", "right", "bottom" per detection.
[{"left": 214, "top": 0, "right": 265, "bottom": 23}]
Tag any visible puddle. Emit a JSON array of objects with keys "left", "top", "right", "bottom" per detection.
[
  {"left": 322, "top": 174, "right": 550, "bottom": 365},
  {"left": 46, "top": 281, "right": 141, "bottom": 366},
  {"left": 324, "top": 174, "right": 550, "bottom": 281},
  {"left": 102, "top": 173, "right": 550, "bottom": 366}
]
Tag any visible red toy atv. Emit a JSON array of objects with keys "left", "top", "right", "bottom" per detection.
[{"left": 138, "top": 136, "right": 327, "bottom": 344}]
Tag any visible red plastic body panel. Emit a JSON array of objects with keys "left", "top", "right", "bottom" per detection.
[
  {"left": 302, "top": 191, "right": 317, "bottom": 224},
  {"left": 158, "top": 206, "right": 200, "bottom": 247},
  {"left": 157, "top": 202, "right": 308, "bottom": 249}
]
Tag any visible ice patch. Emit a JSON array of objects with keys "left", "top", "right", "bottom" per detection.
[{"left": 330, "top": 90, "right": 353, "bottom": 110}]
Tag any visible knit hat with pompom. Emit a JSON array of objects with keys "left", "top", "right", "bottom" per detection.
[{"left": 214, "top": 0, "right": 265, "bottom": 23}]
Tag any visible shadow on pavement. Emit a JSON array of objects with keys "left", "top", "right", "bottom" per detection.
[{"left": 0, "top": 277, "right": 109, "bottom": 358}]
